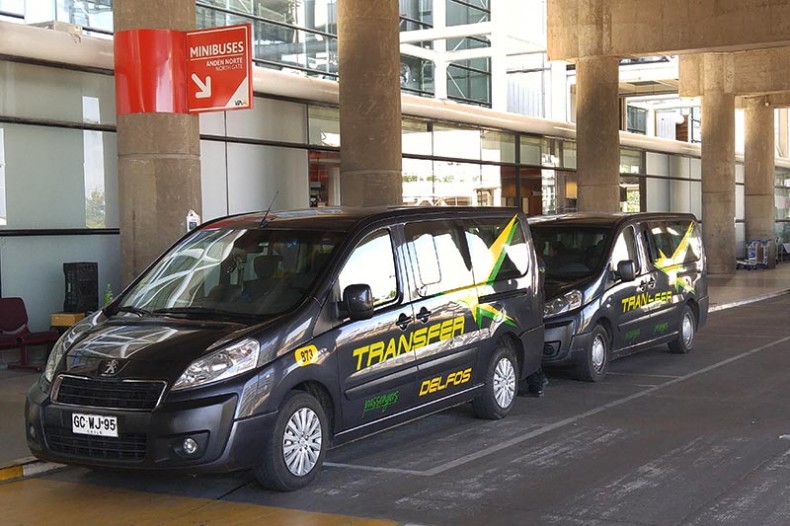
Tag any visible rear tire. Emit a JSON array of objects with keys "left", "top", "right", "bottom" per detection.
[
  {"left": 473, "top": 344, "right": 518, "bottom": 420},
  {"left": 574, "top": 324, "right": 609, "bottom": 382},
  {"left": 669, "top": 305, "right": 696, "bottom": 354},
  {"left": 254, "top": 391, "right": 327, "bottom": 491}
]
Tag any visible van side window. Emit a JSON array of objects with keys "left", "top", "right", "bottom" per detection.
[
  {"left": 337, "top": 230, "right": 398, "bottom": 306},
  {"left": 644, "top": 221, "right": 701, "bottom": 264},
  {"left": 610, "top": 226, "right": 640, "bottom": 276},
  {"left": 464, "top": 216, "right": 529, "bottom": 285},
  {"left": 404, "top": 221, "right": 473, "bottom": 297}
]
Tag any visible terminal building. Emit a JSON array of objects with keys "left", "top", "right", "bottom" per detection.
[{"left": 1, "top": 0, "right": 790, "bottom": 333}]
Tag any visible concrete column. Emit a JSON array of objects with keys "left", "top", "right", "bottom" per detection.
[
  {"left": 337, "top": 0, "right": 402, "bottom": 206},
  {"left": 575, "top": 55, "right": 620, "bottom": 212},
  {"left": 114, "top": 0, "right": 201, "bottom": 285},
  {"left": 744, "top": 96, "right": 776, "bottom": 267},
  {"left": 701, "top": 53, "right": 736, "bottom": 275}
]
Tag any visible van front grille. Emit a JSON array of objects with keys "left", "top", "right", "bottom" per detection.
[{"left": 54, "top": 376, "right": 165, "bottom": 411}]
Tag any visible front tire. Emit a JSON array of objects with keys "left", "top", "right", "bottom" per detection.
[
  {"left": 668, "top": 305, "right": 696, "bottom": 354},
  {"left": 254, "top": 391, "right": 327, "bottom": 491},
  {"left": 574, "top": 324, "right": 609, "bottom": 382},
  {"left": 473, "top": 344, "right": 518, "bottom": 420}
]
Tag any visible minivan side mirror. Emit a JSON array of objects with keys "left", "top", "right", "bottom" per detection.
[
  {"left": 342, "top": 284, "right": 374, "bottom": 320},
  {"left": 617, "top": 260, "right": 637, "bottom": 282}
]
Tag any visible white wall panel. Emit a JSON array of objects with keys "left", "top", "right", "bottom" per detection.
[
  {"left": 199, "top": 140, "right": 229, "bottom": 222},
  {"left": 226, "top": 143, "right": 309, "bottom": 213}
]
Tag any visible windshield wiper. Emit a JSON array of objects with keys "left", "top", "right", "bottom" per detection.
[
  {"left": 114, "top": 306, "right": 152, "bottom": 317},
  {"left": 152, "top": 306, "right": 258, "bottom": 320}
]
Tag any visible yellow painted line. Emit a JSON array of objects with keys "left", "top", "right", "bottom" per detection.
[
  {"left": 0, "top": 465, "right": 22, "bottom": 482},
  {"left": 0, "top": 478, "right": 398, "bottom": 526}
]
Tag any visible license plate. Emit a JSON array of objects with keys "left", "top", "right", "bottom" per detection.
[{"left": 72, "top": 413, "right": 118, "bottom": 437}]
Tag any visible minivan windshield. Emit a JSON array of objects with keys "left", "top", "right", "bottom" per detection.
[
  {"left": 531, "top": 225, "right": 612, "bottom": 280},
  {"left": 118, "top": 227, "right": 344, "bottom": 319}
]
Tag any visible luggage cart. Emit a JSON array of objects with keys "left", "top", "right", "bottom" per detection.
[{"left": 737, "top": 239, "right": 770, "bottom": 270}]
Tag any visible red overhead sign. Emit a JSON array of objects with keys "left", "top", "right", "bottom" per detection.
[{"left": 186, "top": 24, "right": 253, "bottom": 113}]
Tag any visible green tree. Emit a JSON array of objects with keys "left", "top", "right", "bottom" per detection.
[{"left": 85, "top": 188, "right": 105, "bottom": 228}]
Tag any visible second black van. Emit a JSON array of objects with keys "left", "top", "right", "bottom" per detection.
[{"left": 530, "top": 213, "right": 708, "bottom": 382}]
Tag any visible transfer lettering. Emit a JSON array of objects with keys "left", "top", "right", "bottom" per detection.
[
  {"left": 621, "top": 290, "right": 672, "bottom": 313},
  {"left": 352, "top": 316, "right": 465, "bottom": 371}
]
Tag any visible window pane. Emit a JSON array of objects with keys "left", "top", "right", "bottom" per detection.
[
  {"left": 0, "top": 123, "right": 118, "bottom": 229},
  {"left": 405, "top": 221, "right": 473, "bottom": 297},
  {"left": 464, "top": 216, "right": 528, "bottom": 285},
  {"left": 433, "top": 124, "right": 481, "bottom": 160},
  {"left": 308, "top": 105, "right": 340, "bottom": 147},
  {"left": 620, "top": 148, "right": 643, "bottom": 174},
  {"left": 561, "top": 141, "right": 576, "bottom": 169},
  {"left": 403, "top": 118, "right": 431, "bottom": 156},
  {"left": 0, "top": 61, "right": 116, "bottom": 124},
  {"left": 481, "top": 130, "right": 515, "bottom": 163},
  {"left": 338, "top": 231, "right": 397, "bottom": 306},
  {"left": 520, "top": 136, "right": 542, "bottom": 166},
  {"left": 611, "top": 227, "right": 638, "bottom": 273}
]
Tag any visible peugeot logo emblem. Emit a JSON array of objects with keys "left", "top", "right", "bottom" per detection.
[{"left": 100, "top": 359, "right": 121, "bottom": 376}]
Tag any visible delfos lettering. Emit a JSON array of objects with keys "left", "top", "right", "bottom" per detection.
[
  {"left": 352, "top": 316, "right": 466, "bottom": 371},
  {"left": 189, "top": 41, "right": 245, "bottom": 58},
  {"left": 419, "top": 368, "right": 472, "bottom": 396}
]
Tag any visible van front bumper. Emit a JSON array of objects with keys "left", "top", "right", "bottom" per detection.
[
  {"left": 541, "top": 316, "right": 591, "bottom": 367},
  {"left": 25, "top": 381, "right": 276, "bottom": 473}
]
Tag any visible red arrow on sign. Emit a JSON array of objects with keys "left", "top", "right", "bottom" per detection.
[{"left": 186, "top": 24, "right": 253, "bottom": 113}]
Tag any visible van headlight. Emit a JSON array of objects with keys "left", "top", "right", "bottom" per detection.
[
  {"left": 42, "top": 319, "right": 93, "bottom": 384},
  {"left": 544, "top": 290, "right": 583, "bottom": 318},
  {"left": 172, "top": 338, "right": 260, "bottom": 391}
]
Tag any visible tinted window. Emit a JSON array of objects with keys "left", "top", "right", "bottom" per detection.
[
  {"left": 405, "top": 221, "right": 473, "bottom": 297},
  {"left": 644, "top": 220, "right": 702, "bottom": 265},
  {"left": 120, "top": 228, "right": 343, "bottom": 318},
  {"left": 531, "top": 225, "right": 611, "bottom": 279},
  {"left": 464, "top": 216, "right": 529, "bottom": 285},
  {"left": 337, "top": 230, "right": 398, "bottom": 307},
  {"left": 610, "top": 226, "right": 640, "bottom": 275}
]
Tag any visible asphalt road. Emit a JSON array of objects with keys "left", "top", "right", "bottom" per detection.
[{"left": 4, "top": 295, "right": 790, "bottom": 526}]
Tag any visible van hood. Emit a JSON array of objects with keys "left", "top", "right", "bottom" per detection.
[
  {"left": 63, "top": 318, "right": 254, "bottom": 381},
  {"left": 545, "top": 276, "right": 589, "bottom": 300},
  {"left": 544, "top": 274, "right": 605, "bottom": 304}
]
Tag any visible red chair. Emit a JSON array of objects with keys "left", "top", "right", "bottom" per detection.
[{"left": 0, "top": 297, "right": 59, "bottom": 371}]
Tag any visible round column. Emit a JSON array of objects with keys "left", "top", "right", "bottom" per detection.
[
  {"left": 575, "top": 55, "right": 621, "bottom": 212},
  {"left": 744, "top": 96, "right": 776, "bottom": 267},
  {"left": 701, "top": 53, "right": 736, "bottom": 275},
  {"left": 337, "top": 0, "right": 402, "bottom": 206},
  {"left": 114, "top": 0, "right": 201, "bottom": 285}
]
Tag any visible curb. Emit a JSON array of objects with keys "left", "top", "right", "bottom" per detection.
[
  {"left": 0, "top": 456, "right": 63, "bottom": 483},
  {"left": 709, "top": 288, "right": 790, "bottom": 312}
]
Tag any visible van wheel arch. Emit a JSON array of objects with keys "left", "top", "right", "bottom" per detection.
[
  {"left": 496, "top": 332, "right": 524, "bottom": 377},
  {"left": 294, "top": 381, "right": 336, "bottom": 440}
]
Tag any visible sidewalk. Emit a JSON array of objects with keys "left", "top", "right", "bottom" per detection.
[{"left": 3, "top": 264, "right": 790, "bottom": 469}]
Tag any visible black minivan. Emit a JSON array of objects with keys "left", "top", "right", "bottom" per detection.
[
  {"left": 26, "top": 207, "right": 544, "bottom": 490},
  {"left": 530, "top": 213, "right": 708, "bottom": 382}
]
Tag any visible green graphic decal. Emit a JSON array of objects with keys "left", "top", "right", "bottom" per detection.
[
  {"left": 624, "top": 328, "right": 641, "bottom": 342},
  {"left": 455, "top": 215, "right": 520, "bottom": 328},
  {"left": 362, "top": 390, "right": 399, "bottom": 416},
  {"left": 653, "top": 222, "right": 696, "bottom": 294},
  {"left": 654, "top": 322, "right": 670, "bottom": 334}
]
